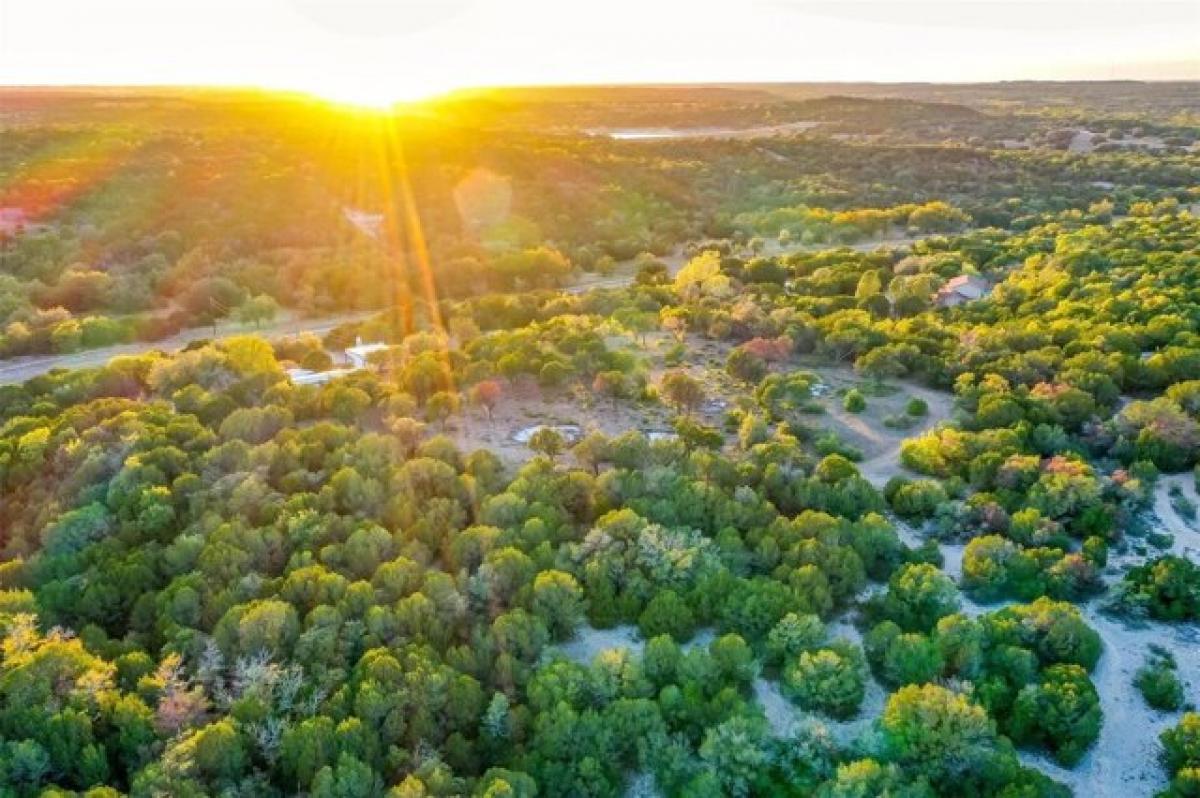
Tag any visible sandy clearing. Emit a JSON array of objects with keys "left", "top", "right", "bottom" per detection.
[
  {"left": 941, "top": 542, "right": 967, "bottom": 583},
  {"left": 623, "top": 772, "right": 662, "bottom": 798},
  {"left": 891, "top": 518, "right": 926, "bottom": 549},
  {"left": 1155, "top": 474, "right": 1200, "bottom": 557},
  {"left": 844, "top": 381, "right": 957, "bottom": 487},
  {"left": 555, "top": 624, "right": 642, "bottom": 664},
  {"left": 1069, "top": 129, "right": 1096, "bottom": 154},
  {"left": 449, "top": 369, "right": 675, "bottom": 467},
  {"left": 554, "top": 625, "right": 719, "bottom": 667},
  {"left": 752, "top": 669, "right": 888, "bottom": 747},
  {"left": 1034, "top": 608, "right": 1198, "bottom": 796}
]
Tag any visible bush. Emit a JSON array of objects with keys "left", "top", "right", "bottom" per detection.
[
  {"left": 883, "top": 414, "right": 918, "bottom": 430},
  {"left": 782, "top": 643, "right": 866, "bottom": 719},
  {"left": 814, "top": 434, "right": 863, "bottom": 461},
  {"left": 844, "top": 389, "right": 866, "bottom": 413},
  {"left": 889, "top": 479, "right": 948, "bottom": 520},
  {"left": 1010, "top": 664, "right": 1101, "bottom": 766},
  {"left": 870, "top": 563, "right": 959, "bottom": 633},
  {"left": 1170, "top": 488, "right": 1197, "bottom": 521},
  {"left": 1135, "top": 649, "right": 1185, "bottom": 710},
  {"left": 879, "top": 631, "right": 943, "bottom": 687},
  {"left": 1117, "top": 556, "right": 1200, "bottom": 621},
  {"left": 1161, "top": 713, "right": 1200, "bottom": 789},
  {"left": 906, "top": 397, "right": 929, "bottom": 417},
  {"left": 764, "top": 612, "right": 826, "bottom": 668}
]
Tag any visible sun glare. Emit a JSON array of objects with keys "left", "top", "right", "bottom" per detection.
[{"left": 305, "top": 78, "right": 442, "bottom": 110}]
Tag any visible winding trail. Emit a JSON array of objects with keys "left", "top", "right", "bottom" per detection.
[
  {"left": 1023, "top": 606, "right": 1199, "bottom": 796},
  {"left": 965, "top": 476, "right": 1200, "bottom": 794},
  {"left": 1155, "top": 473, "right": 1200, "bottom": 557},
  {"left": 854, "top": 381, "right": 957, "bottom": 487}
]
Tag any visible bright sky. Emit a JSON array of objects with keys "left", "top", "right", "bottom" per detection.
[{"left": 1, "top": 0, "right": 1197, "bottom": 105}]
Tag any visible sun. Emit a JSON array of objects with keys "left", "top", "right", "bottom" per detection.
[{"left": 304, "top": 77, "right": 443, "bottom": 110}]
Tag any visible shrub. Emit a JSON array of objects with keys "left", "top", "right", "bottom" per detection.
[
  {"left": 815, "top": 434, "right": 863, "bottom": 461},
  {"left": 1010, "top": 664, "right": 1101, "bottom": 766},
  {"left": 783, "top": 643, "right": 866, "bottom": 719},
  {"left": 1161, "top": 713, "right": 1200, "bottom": 791},
  {"left": 906, "top": 397, "right": 929, "bottom": 417},
  {"left": 1117, "top": 556, "right": 1200, "bottom": 621},
  {"left": 764, "top": 612, "right": 826, "bottom": 667},
  {"left": 844, "top": 389, "right": 866, "bottom": 413},
  {"left": 1135, "top": 649, "right": 1185, "bottom": 710},
  {"left": 889, "top": 479, "right": 948, "bottom": 520}
]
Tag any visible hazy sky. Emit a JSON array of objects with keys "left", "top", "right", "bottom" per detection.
[{"left": 1, "top": 0, "right": 1196, "bottom": 104}]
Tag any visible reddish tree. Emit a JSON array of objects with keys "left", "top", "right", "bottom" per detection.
[{"left": 470, "top": 379, "right": 504, "bottom": 423}]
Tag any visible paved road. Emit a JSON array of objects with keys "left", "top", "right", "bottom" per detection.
[{"left": 0, "top": 311, "right": 375, "bottom": 385}]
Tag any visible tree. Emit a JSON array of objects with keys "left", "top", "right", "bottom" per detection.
[
  {"left": 426, "top": 390, "right": 461, "bottom": 430},
  {"left": 310, "top": 753, "right": 382, "bottom": 798},
  {"left": 876, "top": 630, "right": 944, "bottom": 687},
  {"left": 638, "top": 590, "right": 696, "bottom": 642},
  {"left": 675, "top": 250, "right": 732, "bottom": 300},
  {"left": 765, "top": 612, "right": 826, "bottom": 667},
  {"left": 698, "top": 716, "right": 771, "bottom": 797},
  {"left": 190, "top": 719, "right": 247, "bottom": 785},
  {"left": 672, "top": 416, "right": 723, "bottom": 452},
  {"left": 1010, "top": 664, "right": 1101, "bottom": 766},
  {"left": 528, "top": 427, "right": 566, "bottom": 461},
  {"left": 872, "top": 564, "right": 959, "bottom": 632},
  {"left": 726, "top": 348, "right": 768, "bottom": 384},
  {"left": 855, "top": 270, "right": 883, "bottom": 299},
  {"left": 389, "top": 416, "right": 427, "bottom": 457},
  {"left": 635, "top": 258, "right": 669, "bottom": 286},
  {"left": 470, "top": 380, "right": 504, "bottom": 423},
  {"left": 618, "top": 309, "right": 658, "bottom": 347},
  {"left": 494, "top": 246, "right": 572, "bottom": 288},
  {"left": 660, "top": 370, "right": 705, "bottom": 415},
  {"left": 784, "top": 645, "right": 866, "bottom": 719},
  {"left": 236, "top": 294, "right": 279, "bottom": 328},
  {"left": 880, "top": 684, "right": 1007, "bottom": 793},
  {"left": 888, "top": 479, "right": 947, "bottom": 520},
  {"left": 1161, "top": 713, "right": 1200, "bottom": 790},
  {"left": 815, "top": 454, "right": 859, "bottom": 483},
  {"left": 531, "top": 570, "right": 583, "bottom": 641},
  {"left": 592, "top": 370, "right": 630, "bottom": 410}
]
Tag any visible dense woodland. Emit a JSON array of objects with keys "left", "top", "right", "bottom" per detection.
[{"left": 1, "top": 83, "right": 1200, "bottom": 797}]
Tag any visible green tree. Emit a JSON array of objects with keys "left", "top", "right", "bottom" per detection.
[
  {"left": 880, "top": 684, "right": 1008, "bottom": 793},
  {"left": 531, "top": 570, "right": 583, "bottom": 641},
  {"left": 784, "top": 645, "right": 866, "bottom": 719},
  {"left": 638, "top": 590, "right": 696, "bottom": 642},
  {"left": 528, "top": 427, "right": 566, "bottom": 461},
  {"left": 660, "top": 370, "right": 705, "bottom": 415}
]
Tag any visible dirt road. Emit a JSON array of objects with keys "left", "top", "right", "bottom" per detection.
[{"left": 0, "top": 311, "right": 375, "bottom": 385}]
